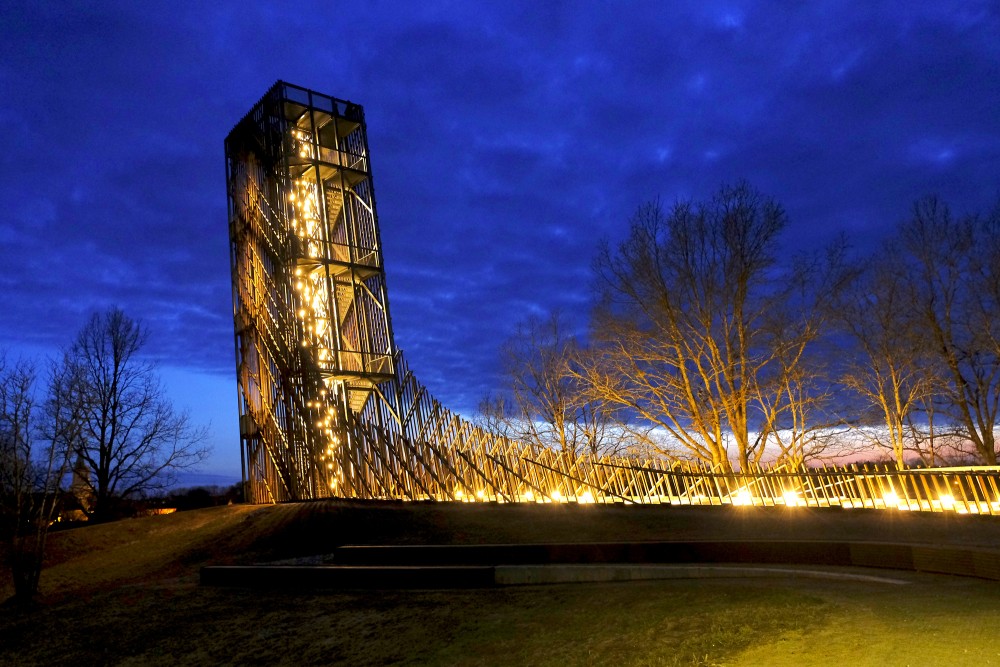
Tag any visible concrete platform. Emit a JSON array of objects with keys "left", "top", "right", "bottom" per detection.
[
  {"left": 200, "top": 539, "right": 1000, "bottom": 589},
  {"left": 332, "top": 540, "right": 1000, "bottom": 578},
  {"left": 200, "top": 562, "right": 912, "bottom": 589},
  {"left": 200, "top": 564, "right": 494, "bottom": 589},
  {"left": 493, "top": 564, "right": 911, "bottom": 586}
]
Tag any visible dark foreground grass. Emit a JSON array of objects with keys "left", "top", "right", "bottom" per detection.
[
  {"left": 3, "top": 573, "right": 1000, "bottom": 666},
  {"left": 3, "top": 501, "right": 1000, "bottom": 665},
  {"left": 1, "top": 577, "right": 828, "bottom": 666}
]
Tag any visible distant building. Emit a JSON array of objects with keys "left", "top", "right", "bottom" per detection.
[{"left": 64, "top": 454, "right": 94, "bottom": 521}]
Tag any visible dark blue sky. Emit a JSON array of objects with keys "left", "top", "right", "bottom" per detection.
[{"left": 2, "top": 1, "right": 998, "bottom": 479}]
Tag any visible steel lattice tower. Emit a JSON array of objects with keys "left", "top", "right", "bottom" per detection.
[{"left": 226, "top": 82, "right": 395, "bottom": 502}]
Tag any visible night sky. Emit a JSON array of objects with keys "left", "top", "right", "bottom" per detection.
[{"left": 2, "top": 2, "right": 998, "bottom": 481}]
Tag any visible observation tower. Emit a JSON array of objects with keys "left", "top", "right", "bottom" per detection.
[{"left": 226, "top": 82, "right": 394, "bottom": 502}]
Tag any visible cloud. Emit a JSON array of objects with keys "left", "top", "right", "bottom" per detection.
[{"left": 1, "top": 0, "right": 999, "bottom": 435}]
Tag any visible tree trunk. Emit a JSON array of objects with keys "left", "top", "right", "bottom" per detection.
[{"left": 9, "top": 535, "right": 43, "bottom": 606}]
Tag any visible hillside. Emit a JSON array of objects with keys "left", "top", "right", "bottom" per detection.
[
  {"left": 3, "top": 502, "right": 1000, "bottom": 665},
  {"left": 5, "top": 500, "right": 1000, "bottom": 600}
]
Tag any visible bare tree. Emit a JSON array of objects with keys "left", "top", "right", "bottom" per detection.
[
  {"left": 836, "top": 252, "right": 941, "bottom": 466},
  {"left": 0, "top": 354, "right": 73, "bottom": 604},
  {"left": 898, "top": 198, "right": 1000, "bottom": 464},
  {"left": 752, "top": 246, "right": 853, "bottom": 467},
  {"left": 477, "top": 313, "right": 629, "bottom": 458},
  {"left": 588, "top": 183, "right": 836, "bottom": 470},
  {"left": 755, "top": 349, "right": 847, "bottom": 467},
  {"left": 57, "top": 308, "right": 209, "bottom": 522},
  {"left": 474, "top": 391, "right": 519, "bottom": 443}
]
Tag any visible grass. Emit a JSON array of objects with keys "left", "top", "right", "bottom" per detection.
[
  {"left": 0, "top": 575, "right": 833, "bottom": 665},
  {"left": 3, "top": 501, "right": 1000, "bottom": 665}
]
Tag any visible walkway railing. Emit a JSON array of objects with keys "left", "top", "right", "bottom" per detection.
[
  {"left": 316, "top": 350, "right": 1000, "bottom": 514},
  {"left": 592, "top": 462, "right": 1000, "bottom": 515},
  {"left": 338, "top": 375, "right": 1000, "bottom": 514}
]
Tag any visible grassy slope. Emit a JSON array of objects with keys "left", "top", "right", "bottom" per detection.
[{"left": 3, "top": 502, "right": 1000, "bottom": 666}]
